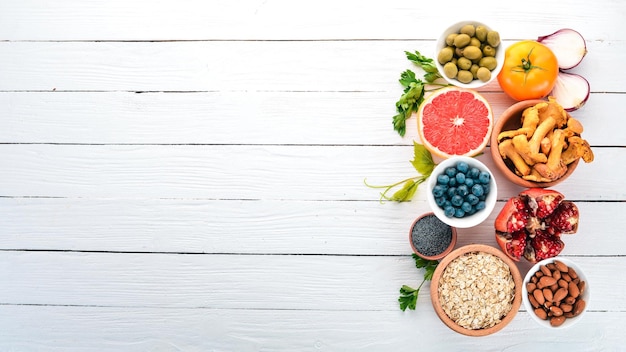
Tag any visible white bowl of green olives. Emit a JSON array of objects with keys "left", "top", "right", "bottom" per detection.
[{"left": 435, "top": 21, "right": 505, "bottom": 88}]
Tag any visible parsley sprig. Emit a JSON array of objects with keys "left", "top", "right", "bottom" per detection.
[
  {"left": 399, "top": 254, "right": 439, "bottom": 311},
  {"left": 393, "top": 51, "right": 449, "bottom": 137},
  {"left": 364, "top": 141, "right": 436, "bottom": 202}
]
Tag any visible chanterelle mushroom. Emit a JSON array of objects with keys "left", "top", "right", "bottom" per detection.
[
  {"left": 499, "top": 139, "right": 531, "bottom": 176},
  {"left": 561, "top": 136, "right": 595, "bottom": 165},
  {"left": 533, "top": 129, "right": 567, "bottom": 181}
]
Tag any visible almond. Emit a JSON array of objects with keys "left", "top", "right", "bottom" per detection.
[
  {"left": 569, "top": 281, "right": 580, "bottom": 298},
  {"left": 553, "top": 287, "right": 568, "bottom": 303},
  {"left": 539, "top": 276, "right": 557, "bottom": 288},
  {"left": 550, "top": 315, "right": 566, "bottom": 327},
  {"left": 554, "top": 260, "right": 568, "bottom": 273}
]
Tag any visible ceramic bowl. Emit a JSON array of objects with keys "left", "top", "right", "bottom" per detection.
[
  {"left": 490, "top": 99, "right": 580, "bottom": 188},
  {"left": 434, "top": 20, "right": 505, "bottom": 89},
  {"left": 409, "top": 212, "right": 457, "bottom": 261},
  {"left": 430, "top": 244, "right": 522, "bottom": 336},
  {"left": 522, "top": 257, "right": 589, "bottom": 329},
  {"left": 426, "top": 156, "right": 497, "bottom": 228}
]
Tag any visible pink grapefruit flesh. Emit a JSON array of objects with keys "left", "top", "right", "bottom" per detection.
[{"left": 417, "top": 87, "right": 493, "bottom": 158}]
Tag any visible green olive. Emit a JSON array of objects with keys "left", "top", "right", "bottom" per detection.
[
  {"left": 487, "top": 31, "right": 501, "bottom": 47},
  {"left": 460, "top": 24, "right": 476, "bottom": 37},
  {"left": 443, "top": 62, "right": 458, "bottom": 79},
  {"left": 455, "top": 47, "right": 464, "bottom": 58},
  {"left": 456, "top": 57, "right": 472, "bottom": 70},
  {"left": 475, "top": 25, "right": 488, "bottom": 42},
  {"left": 477, "top": 67, "right": 491, "bottom": 82},
  {"left": 462, "top": 46, "right": 483, "bottom": 60},
  {"left": 469, "top": 37, "right": 481, "bottom": 48},
  {"left": 438, "top": 46, "right": 454, "bottom": 64},
  {"left": 445, "top": 33, "right": 458, "bottom": 47},
  {"left": 453, "top": 33, "right": 471, "bottom": 48},
  {"left": 457, "top": 70, "right": 474, "bottom": 84},
  {"left": 482, "top": 45, "right": 496, "bottom": 57},
  {"left": 470, "top": 64, "right": 480, "bottom": 79},
  {"left": 479, "top": 56, "right": 497, "bottom": 70}
]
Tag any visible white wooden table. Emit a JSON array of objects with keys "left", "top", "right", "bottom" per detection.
[{"left": 1, "top": 1, "right": 625, "bottom": 350}]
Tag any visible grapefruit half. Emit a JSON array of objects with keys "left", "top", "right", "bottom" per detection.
[{"left": 417, "top": 87, "right": 493, "bottom": 159}]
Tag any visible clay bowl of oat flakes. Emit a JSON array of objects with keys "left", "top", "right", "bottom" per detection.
[{"left": 430, "top": 244, "right": 522, "bottom": 336}]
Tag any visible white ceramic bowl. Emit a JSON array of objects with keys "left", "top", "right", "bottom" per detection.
[
  {"left": 522, "top": 257, "right": 589, "bottom": 329},
  {"left": 426, "top": 156, "right": 497, "bottom": 228},
  {"left": 434, "top": 21, "right": 505, "bottom": 89}
]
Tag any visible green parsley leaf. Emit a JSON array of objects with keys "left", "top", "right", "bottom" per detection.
[
  {"left": 392, "top": 51, "right": 449, "bottom": 137},
  {"left": 393, "top": 73, "right": 426, "bottom": 137},
  {"left": 405, "top": 50, "right": 441, "bottom": 79},
  {"left": 398, "top": 254, "right": 439, "bottom": 311},
  {"left": 398, "top": 285, "right": 419, "bottom": 311}
]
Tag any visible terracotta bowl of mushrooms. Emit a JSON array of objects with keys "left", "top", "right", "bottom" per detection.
[{"left": 490, "top": 98, "right": 594, "bottom": 188}]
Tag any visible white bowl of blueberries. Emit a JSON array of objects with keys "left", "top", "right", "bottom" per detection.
[{"left": 426, "top": 156, "right": 497, "bottom": 228}]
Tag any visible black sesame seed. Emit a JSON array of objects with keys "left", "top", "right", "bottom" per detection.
[{"left": 411, "top": 214, "right": 453, "bottom": 257}]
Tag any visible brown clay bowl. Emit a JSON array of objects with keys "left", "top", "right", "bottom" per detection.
[
  {"left": 408, "top": 212, "right": 457, "bottom": 261},
  {"left": 490, "top": 99, "right": 580, "bottom": 188},
  {"left": 430, "top": 244, "right": 522, "bottom": 336}
]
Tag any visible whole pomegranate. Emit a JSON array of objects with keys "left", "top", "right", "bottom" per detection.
[{"left": 495, "top": 188, "right": 579, "bottom": 263}]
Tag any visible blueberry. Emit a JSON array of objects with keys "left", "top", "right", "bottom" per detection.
[
  {"left": 461, "top": 201, "right": 472, "bottom": 213},
  {"left": 447, "top": 187, "right": 457, "bottom": 198},
  {"left": 466, "top": 194, "right": 479, "bottom": 205},
  {"left": 468, "top": 167, "right": 480, "bottom": 179},
  {"left": 454, "top": 208, "right": 466, "bottom": 218},
  {"left": 443, "top": 200, "right": 452, "bottom": 208},
  {"left": 448, "top": 177, "right": 457, "bottom": 187},
  {"left": 479, "top": 171, "right": 491, "bottom": 184},
  {"left": 435, "top": 196, "right": 446, "bottom": 207},
  {"left": 445, "top": 167, "right": 457, "bottom": 178},
  {"left": 437, "top": 174, "right": 450, "bottom": 185},
  {"left": 464, "top": 178, "right": 474, "bottom": 187},
  {"left": 432, "top": 185, "right": 445, "bottom": 198},
  {"left": 455, "top": 172, "right": 466, "bottom": 184},
  {"left": 482, "top": 183, "right": 490, "bottom": 195},
  {"left": 467, "top": 207, "right": 477, "bottom": 215},
  {"left": 444, "top": 205, "right": 455, "bottom": 218},
  {"left": 451, "top": 195, "right": 463, "bottom": 207},
  {"left": 476, "top": 201, "right": 486, "bottom": 211},
  {"left": 456, "top": 161, "right": 469, "bottom": 174},
  {"left": 456, "top": 184, "right": 469, "bottom": 197},
  {"left": 471, "top": 184, "right": 484, "bottom": 197}
]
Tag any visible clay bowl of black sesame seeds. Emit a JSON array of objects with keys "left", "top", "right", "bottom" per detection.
[{"left": 409, "top": 212, "right": 457, "bottom": 261}]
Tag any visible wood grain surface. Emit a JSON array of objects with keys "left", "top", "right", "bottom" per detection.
[{"left": 1, "top": 1, "right": 624, "bottom": 351}]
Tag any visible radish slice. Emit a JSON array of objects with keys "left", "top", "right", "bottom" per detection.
[
  {"left": 538, "top": 29, "right": 587, "bottom": 70},
  {"left": 550, "top": 71, "right": 590, "bottom": 112}
]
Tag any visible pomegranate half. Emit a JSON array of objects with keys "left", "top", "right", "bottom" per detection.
[{"left": 495, "top": 188, "right": 579, "bottom": 263}]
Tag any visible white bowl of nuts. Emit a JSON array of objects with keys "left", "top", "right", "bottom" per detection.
[
  {"left": 430, "top": 244, "right": 522, "bottom": 336},
  {"left": 522, "top": 257, "right": 589, "bottom": 329},
  {"left": 434, "top": 21, "right": 505, "bottom": 88}
]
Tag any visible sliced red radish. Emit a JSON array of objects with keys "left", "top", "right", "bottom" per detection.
[
  {"left": 537, "top": 29, "right": 587, "bottom": 70},
  {"left": 550, "top": 71, "right": 590, "bottom": 112}
]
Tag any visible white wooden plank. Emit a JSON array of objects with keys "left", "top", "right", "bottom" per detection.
[
  {"left": 0, "top": 305, "right": 622, "bottom": 351},
  {"left": 0, "top": 0, "right": 623, "bottom": 41},
  {"left": 0, "top": 40, "right": 620, "bottom": 92},
  {"left": 1, "top": 198, "right": 623, "bottom": 256},
  {"left": 0, "top": 145, "right": 622, "bottom": 200},
  {"left": 0, "top": 91, "right": 621, "bottom": 146},
  {"left": 0, "top": 252, "right": 621, "bottom": 311}
]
